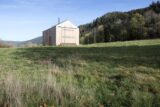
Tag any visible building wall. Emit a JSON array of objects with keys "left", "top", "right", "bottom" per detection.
[
  {"left": 56, "top": 26, "right": 79, "bottom": 45},
  {"left": 43, "top": 21, "right": 79, "bottom": 46},
  {"left": 50, "top": 27, "right": 56, "bottom": 45},
  {"left": 43, "top": 27, "right": 56, "bottom": 45}
]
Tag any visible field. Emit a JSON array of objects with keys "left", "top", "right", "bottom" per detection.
[{"left": 0, "top": 39, "right": 160, "bottom": 107}]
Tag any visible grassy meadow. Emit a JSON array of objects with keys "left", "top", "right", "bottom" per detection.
[{"left": 0, "top": 39, "right": 160, "bottom": 107}]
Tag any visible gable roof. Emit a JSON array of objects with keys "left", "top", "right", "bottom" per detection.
[
  {"left": 56, "top": 20, "right": 78, "bottom": 28},
  {"left": 44, "top": 20, "right": 78, "bottom": 32},
  {"left": 43, "top": 20, "right": 78, "bottom": 32}
]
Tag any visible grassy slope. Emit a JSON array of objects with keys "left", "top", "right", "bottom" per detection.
[
  {"left": 86, "top": 39, "right": 160, "bottom": 47},
  {"left": 0, "top": 39, "right": 160, "bottom": 107}
]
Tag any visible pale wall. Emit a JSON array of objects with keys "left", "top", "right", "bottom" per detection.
[
  {"left": 43, "top": 21, "right": 79, "bottom": 46},
  {"left": 56, "top": 26, "right": 79, "bottom": 45}
]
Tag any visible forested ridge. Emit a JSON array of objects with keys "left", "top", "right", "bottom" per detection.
[{"left": 79, "top": 1, "right": 160, "bottom": 44}]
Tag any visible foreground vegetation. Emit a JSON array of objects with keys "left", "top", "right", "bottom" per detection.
[{"left": 0, "top": 39, "right": 160, "bottom": 107}]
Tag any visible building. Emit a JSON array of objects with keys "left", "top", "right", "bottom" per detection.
[{"left": 43, "top": 20, "right": 79, "bottom": 46}]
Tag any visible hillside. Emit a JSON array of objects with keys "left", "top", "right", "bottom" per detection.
[
  {"left": 0, "top": 36, "right": 42, "bottom": 47},
  {"left": 20, "top": 36, "right": 42, "bottom": 46},
  {"left": 0, "top": 40, "right": 21, "bottom": 46},
  {"left": 0, "top": 39, "right": 160, "bottom": 107},
  {"left": 79, "top": 1, "right": 160, "bottom": 44}
]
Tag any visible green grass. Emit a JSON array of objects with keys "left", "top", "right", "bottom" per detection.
[
  {"left": 86, "top": 39, "right": 160, "bottom": 47},
  {"left": 0, "top": 39, "right": 160, "bottom": 107}
]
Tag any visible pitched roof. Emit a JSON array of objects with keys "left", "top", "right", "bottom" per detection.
[
  {"left": 57, "top": 20, "right": 77, "bottom": 27},
  {"left": 44, "top": 20, "right": 78, "bottom": 32}
]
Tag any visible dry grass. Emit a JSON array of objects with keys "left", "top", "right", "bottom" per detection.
[
  {"left": 2, "top": 73, "right": 22, "bottom": 107},
  {"left": 0, "top": 39, "right": 160, "bottom": 107},
  {"left": 0, "top": 64, "right": 96, "bottom": 107}
]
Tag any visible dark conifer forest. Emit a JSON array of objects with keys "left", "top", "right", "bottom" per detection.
[{"left": 79, "top": 1, "right": 160, "bottom": 44}]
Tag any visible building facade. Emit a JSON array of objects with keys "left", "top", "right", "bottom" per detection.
[{"left": 43, "top": 21, "right": 79, "bottom": 46}]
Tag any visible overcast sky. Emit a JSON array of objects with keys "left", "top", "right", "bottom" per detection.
[{"left": 0, "top": 0, "right": 158, "bottom": 41}]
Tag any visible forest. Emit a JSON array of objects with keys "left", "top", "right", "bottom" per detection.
[{"left": 79, "top": 1, "right": 160, "bottom": 44}]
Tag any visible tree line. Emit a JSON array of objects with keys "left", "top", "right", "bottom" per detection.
[
  {"left": 79, "top": 1, "right": 160, "bottom": 44},
  {"left": 0, "top": 43, "right": 11, "bottom": 48}
]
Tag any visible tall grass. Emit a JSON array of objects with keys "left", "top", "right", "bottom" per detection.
[
  {"left": 0, "top": 63, "right": 97, "bottom": 107},
  {"left": 2, "top": 73, "right": 22, "bottom": 107},
  {"left": 0, "top": 39, "right": 160, "bottom": 107}
]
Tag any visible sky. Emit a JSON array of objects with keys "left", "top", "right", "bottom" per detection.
[{"left": 0, "top": 0, "right": 158, "bottom": 41}]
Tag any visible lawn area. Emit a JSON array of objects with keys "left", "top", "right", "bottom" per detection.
[{"left": 0, "top": 39, "right": 160, "bottom": 107}]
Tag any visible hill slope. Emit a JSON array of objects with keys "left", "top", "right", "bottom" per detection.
[
  {"left": 21, "top": 36, "right": 42, "bottom": 45},
  {"left": 0, "top": 40, "right": 21, "bottom": 46},
  {"left": 79, "top": 1, "right": 160, "bottom": 44},
  {"left": 0, "top": 39, "right": 160, "bottom": 107},
  {"left": 0, "top": 36, "right": 42, "bottom": 47}
]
